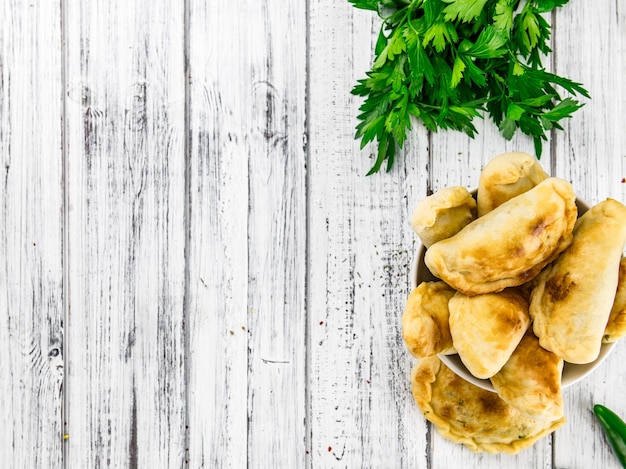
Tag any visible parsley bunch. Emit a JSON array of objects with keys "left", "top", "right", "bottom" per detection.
[{"left": 350, "top": 0, "right": 589, "bottom": 174}]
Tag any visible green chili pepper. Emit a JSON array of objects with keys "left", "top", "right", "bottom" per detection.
[{"left": 594, "top": 404, "right": 626, "bottom": 468}]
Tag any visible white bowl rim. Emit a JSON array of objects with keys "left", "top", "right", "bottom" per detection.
[{"left": 408, "top": 192, "right": 616, "bottom": 392}]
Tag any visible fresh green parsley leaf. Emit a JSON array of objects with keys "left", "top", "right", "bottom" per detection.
[
  {"left": 512, "top": 62, "right": 525, "bottom": 76},
  {"left": 506, "top": 102, "right": 526, "bottom": 121},
  {"left": 375, "top": 27, "right": 388, "bottom": 56},
  {"left": 457, "top": 55, "right": 487, "bottom": 87},
  {"left": 423, "top": 21, "right": 458, "bottom": 52},
  {"left": 493, "top": 0, "right": 515, "bottom": 32},
  {"left": 499, "top": 117, "right": 517, "bottom": 140},
  {"left": 374, "top": 29, "right": 407, "bottom": 68},
  {"left": 534, "top": 0, "right": 569, "bottom": 14},
  {"left": 423, "top": 0, "right": 446, "bottom": 27},
  {"left": 405, "top": 29, "right": 436, "bottom": 88},
  {"left": 520, "top": 94, "right": 556, "bottom": 107},
  {"left": 519, "top": 10, "right": 542, "bottom": 51},
  {"left": 442, "top": 0, "right": 489, "bottom": 23},
  {"left": 461, "top": 25, "right": 508, "bottom": 59},
  {"left": 347, "top": 0, "right": 379, "bottom": 12},
  {"left": 451, "top": 54, "right": 466, "bottom": 88},
  {"left": 540, "top": 97, "right": 584, "bottom": 121}
]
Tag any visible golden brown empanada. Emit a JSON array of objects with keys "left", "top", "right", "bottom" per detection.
[
  {"left": 448, "top": 289, "right": 530, "bottom": 379},
  {"left": 477, "top": 152, "right": 549, "bottom": 216},
  {"left": 530, "top": 199, "right": 626, "bottom": 364},
  {"left": 490, "top": 332, "right": 564, "bottom": 421},
  {"left": 411, "top": 186, "right": 477, "bottom": 248},
  {"left": 411, "top": 356, "right": 565, "bottom": 454},
  {"left": 604, "top": 257, "right": 626, "bottom": 343},
  {"left": 425, "top": 177, "right": 577, "bottom": 295},
  {"left": 402, "top": 282, "right": 456, "bottom": 358}
]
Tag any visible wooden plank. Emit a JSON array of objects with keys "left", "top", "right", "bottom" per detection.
[
  {"left": 0, "top": 1, "right": 64, "bottom": 467},
  {"left": 308, "top": 3, "right": 430, "bottom": 467},
  {"left": 552, "top": 1, "right": 626, "bottom": 468},
  {"left": 239, "top": 0, "right": 308, "bottom": 465},
  {"left": 185, "top": 1, "right": 248, "bottom": 467},
  {"left": 64, "top": 1, "right": 187, "bottom": 466},
  {"left": 187, "top": 0, "right": 308, "bottom": 467}
]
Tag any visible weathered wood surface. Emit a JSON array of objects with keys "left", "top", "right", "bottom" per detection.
[
  {"left": 0, "top": 1, "right": 64, "bottom": 467},
  {"left": 187, "top": 0, "right": 307, "bottom": 467},
  {"left": 64, "top": 1, "right": 187, "bottom": 467},
  {"left": 1, "top": 1, "right": 625, "bottom": 468},
  {"left": 65, "top": 1, "right": 187, "bottom": 467}
]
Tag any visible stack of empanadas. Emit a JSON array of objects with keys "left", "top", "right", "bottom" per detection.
[{"left": 402, "top": 151, "right": 626, "bottom": 454}]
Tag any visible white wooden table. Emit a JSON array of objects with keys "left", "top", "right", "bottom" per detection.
[{"left": 1, "top": 1, "right": 625, "bottom": 468}]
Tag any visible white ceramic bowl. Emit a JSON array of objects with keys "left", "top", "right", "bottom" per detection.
[{"left": 409, "top": 193, "right": 616, "bottom": 392}]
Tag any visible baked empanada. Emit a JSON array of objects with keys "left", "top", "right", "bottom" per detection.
[
  {"left": 530, "top": 199, "right": 626, "bottom": 364},
  {"left": 425, "top": 177, "right": 577, "bottom": 295},
  {"left": 477, "top": 152, "right": 549, "bottom": 216},
  {"left": 448, "top": 289, "right": 530, "bottom": 379},
  {"left": 411, "top": 356, "right": 565, "bottom": 454},
  {"left": 490, "top": 332, "right": 564, "bottom": 422},
  {"left": 604, "top": 257, "right": 626, "bottom": 343},
  {"left": 411, "top": 186, "right": 477, "bottom": 248},
  {"left": 402, "top": 281, "right": 456, "bottom": 358}
]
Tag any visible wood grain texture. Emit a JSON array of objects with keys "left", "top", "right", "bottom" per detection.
[
  {"left": 243, "top": 1, "right": 308, "bottom": 466},
  {"left": 308, "top": 3, "right": 430, "bottom": 467},
  {"left": 64, "top": 1, "right": 187, "bottom": 467},
  {"left": 0, "top": 1, "right": 64, "bottom": 467},
  {"left": 552, "top": 1, "right": 626, "bottom": 468},
  {"left": 185, "top": 1, "right": 248, "bottom": 467},
  {"left": 187, "top": 0, "right": 307, "bottom": 467}
]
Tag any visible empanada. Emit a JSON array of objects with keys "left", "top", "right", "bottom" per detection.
[
  {"left": 490, "top": 332, "right": 564, "bottom": 421},
  {"left": 530, "top": 199, "right": 626, "bottom": 364},
  {"left": 402, "top": 281, "right": 456, "bottom": 358},
  {"left": 425, "top": 177, "right": 577, "bottom": 295},
  {"left": 604, "top": 257, "right": 626, "bottom": 343},
  {"left": 411, "top": 356, "right": 565, "bottom": 454},
  {"left": 411, "top": 186, "right": 477, "bottom": 248},
  {"left": 448, "top": 289, "right": 530, "bottom": 379},
  {"left": 477, "top": 152, "right": 549, "bottom": 216}
]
